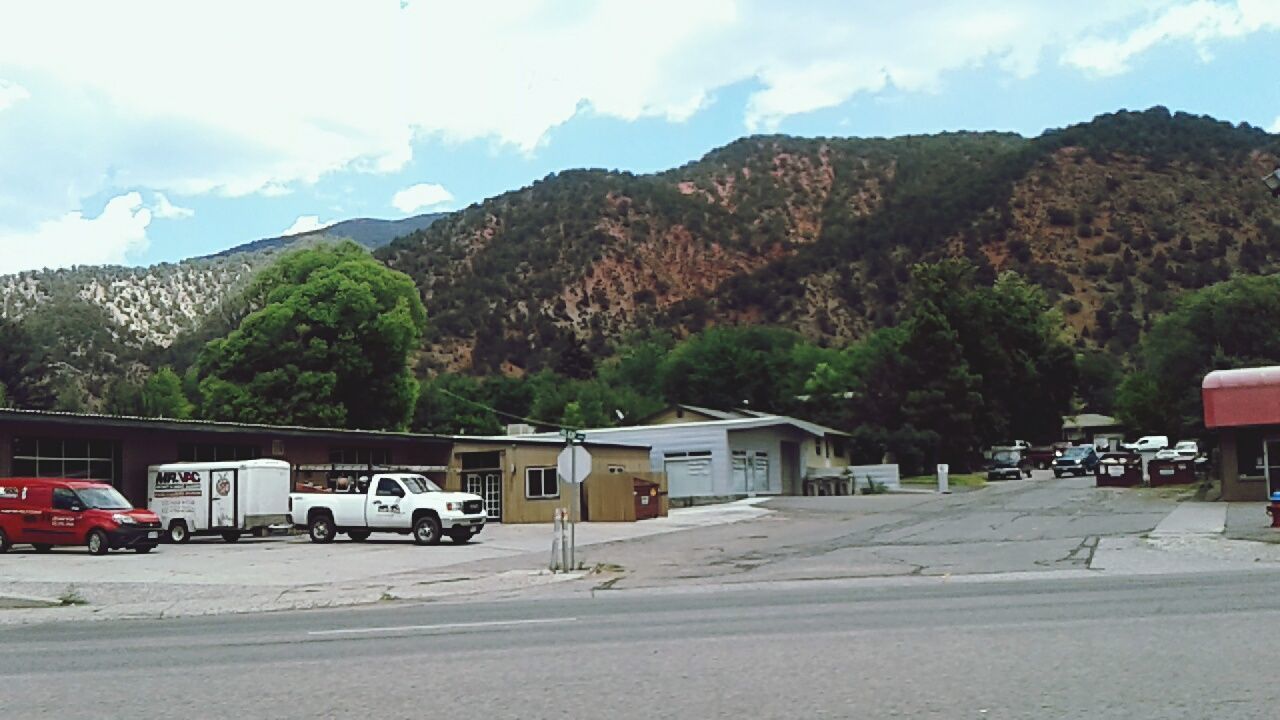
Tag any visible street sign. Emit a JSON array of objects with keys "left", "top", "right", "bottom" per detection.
[
  {"left": 557, "top": 445, "right": 591, "bottom": 484},
  {"left": 559, "top": 428, "right": 587, "bottom": 443}
]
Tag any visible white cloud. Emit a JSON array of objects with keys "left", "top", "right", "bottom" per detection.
[
  {"left": 280, "top": 215, "right": 330, "bottom": 237},
  {"left": 1063, "top": 0, "right": 1280, "bottom": 76},
  {"left": 151, "top": 192, "right": 193, "bottom": 219},
  {"left": 0, "top": 193, "right": 151, "bottom": 274},
  {"left": 0, "top": 78, "right": 28, "bottom": 112},
  {"left": 392, "top": 183, "right": 454, "bottom": 213}
]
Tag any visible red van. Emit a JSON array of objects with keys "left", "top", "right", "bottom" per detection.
[{"left": 0, "top": 478, "right": 162, "bottom": 555}]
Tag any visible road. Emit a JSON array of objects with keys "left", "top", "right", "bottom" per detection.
[{"left": 4, "top": 568, "right": 1280, "bottom": 719}]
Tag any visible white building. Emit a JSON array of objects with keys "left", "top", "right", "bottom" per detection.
[{"left": 527, "top": 410, "right": 894, "bottom": 503}]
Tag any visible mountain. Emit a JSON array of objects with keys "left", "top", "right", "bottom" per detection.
[
  {"left": 5, "top": 107, "right": 1280, "bottom": 407},
  {"left": 205, "top": 212, "right": 445, "bottom": 258},
  {"left": 378, "top": 107, "right": 1280, "bottom": 375}
]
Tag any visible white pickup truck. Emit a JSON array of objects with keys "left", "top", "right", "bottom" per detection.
[{"left": 289, "top": 473, "right": 486, "bottom": 545}]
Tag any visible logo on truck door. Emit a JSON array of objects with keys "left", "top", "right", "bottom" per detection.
[{"left": 215, "top": 477, "right": 231, "bottom": 497}]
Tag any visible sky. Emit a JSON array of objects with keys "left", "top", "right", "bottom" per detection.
[{"left": 0, "top": 0, "right": 1278, "bottom": 274}]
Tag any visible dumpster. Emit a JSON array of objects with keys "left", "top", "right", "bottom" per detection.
[
  {"left": 1096, "top": 452, "right": 1142, "bottom": 487},
  {"left": 633, "top": 479, "right": 660, "bottom": 520},
  {"left": 1148, "top": 458, "right": 1196, "bottom": 487}
]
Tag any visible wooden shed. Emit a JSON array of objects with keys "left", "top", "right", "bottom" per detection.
[{"left": 444, "top": 436, "right": 665, "bottom": 523}]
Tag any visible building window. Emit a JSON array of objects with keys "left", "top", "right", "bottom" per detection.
[
  {"left": 607, "top": 464, "right": 626, "bottom": 474},
  {"left": 526, "top": 467, "right": 559, "bottom": 499},
  {"left": 12, "top": 437, "right": 121, "bottom": 486},
  {"left": 178, "top": 443, "right": 262, "bottom": 463},
  {"left": 328, "top": 447, "right": 392, "bottom": 466}
]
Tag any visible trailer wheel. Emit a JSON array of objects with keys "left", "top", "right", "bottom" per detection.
[
  {"left": 308, "top": 514, "right": 336, "bottom": 543},
  {"left": 33, "top": 543, "right": 53, "bottom": 553},
  {"left": 347, "top": 531, "right": 370, "bottom": 542},
  {"left": 412, "top": 515, "right": 441, "bottom": 546},
  {"left": 221, "top": 531, "right": 241, "bottom": 543},
  {"left": 168, "top": 522, "right": 190, "bottom": 544},
  {"left": 0, "top": 528, "right": 9, "bottom": 553},
  {"left": 86, "top": 529, "right": 109, "bottom": 556}
]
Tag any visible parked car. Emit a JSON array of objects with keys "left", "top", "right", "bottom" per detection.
[
  {"left": 1155, "top": 440, "right": 1199, "bottom": 461},
  {"left": 987, "top": 448, "right": 1032, "bottom": 481},
  {"left": 1123, "top": 435, "right": 1169, "bottom": 453},
  {"left": 0, "top": 478, "right": 162, "bottom": 555},
  {"left": 289, "top": 473, "right": 486, "bottom": 545},
  {"left": 1052, "top": 445, "right": 1100, "bottom": 478}
]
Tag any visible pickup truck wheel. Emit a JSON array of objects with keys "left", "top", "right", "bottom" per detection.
[
  {"left": 449, "top": 527, "right": 472, "bottom": 544},
  {"left": 33, "top": 543, "right": 53, "bottom": 553},
  {"left": 86, "top": 529, "right": 109, "bottom": 556},
  {"left": 308, "top": 515, "right": 336, "bottom": 543},
  {"left": 347, "top": 531, "right": 371, "bottom": 542},
  {"left": 221, "top": 531, "right": 241, "bottom": 543},
  {"left": 413, "top": 516, "right": 441, "bottom": 546},
  {"left": 168, "top": 522, "right": 190, "bottom": 544}
]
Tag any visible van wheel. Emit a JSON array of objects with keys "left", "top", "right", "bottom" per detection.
[
  {"left": 347, "top": 531, "right": 370, "bottom": 542},
  {"left": 309, "top": 515, "right": 336, "bottom": 543},
  {"left": 412, "top": 515, "right": 441, "bottom": 546},
  {"left": 0, "top": 528, "right": 9, "bottom": 553},
  {"left": 168, "top": 522, "right": 190, "bottom": 544},
  {"left": 221, "top": 531, "right": 241, "bottom": 543},
  {"left": 449, "top": 527, "right": 472, "bottom": 544},
  {"left": 33, "top": 543, "right": 53, "bottom": 553},
  {"left": 86, "top": 529, "right": 109, "bottom": 556}
]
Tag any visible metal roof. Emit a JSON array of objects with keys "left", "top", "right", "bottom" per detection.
[
  {"left": 1061, "top": 413, "right": 1120, "bottom": 430},
  {"left": 0, "top": 407, "right": 453, "bottom": 443},
  {"left": 449, "top": 435, "right": 651, "bottom": 450},
  {"left": 525, "top": 414, "right": 848, "bottom": 439}
]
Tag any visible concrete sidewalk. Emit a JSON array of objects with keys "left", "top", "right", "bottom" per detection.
[{"left": 1148, "top": 502, "right": 1226, "bottom": 537}]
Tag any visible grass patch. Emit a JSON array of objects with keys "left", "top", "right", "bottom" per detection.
[
  {"left": 58, "top": 586, "right": 87, "bottom": 606},
  {"left": 901, "top": 473, "right": 987, "bottom": 488}
]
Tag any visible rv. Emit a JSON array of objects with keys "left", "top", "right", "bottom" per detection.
[{"left": 147, "top": 459, "right": 291, "bottom": 543}]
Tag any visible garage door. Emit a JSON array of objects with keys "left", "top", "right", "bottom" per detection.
[{"left": 663, "top": 452, "right": 712, "bottom": 498}]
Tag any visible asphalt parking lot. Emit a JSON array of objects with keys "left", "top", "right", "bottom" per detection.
[{"left": 0, "top": 500, "right": 771, "bottom": 621}]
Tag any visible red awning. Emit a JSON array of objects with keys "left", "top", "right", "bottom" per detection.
[{"left": 1203, "top": 367, "right": 1280, "bottom": 428}]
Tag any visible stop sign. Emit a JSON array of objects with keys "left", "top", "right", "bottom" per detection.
[{"left": 557, "top": 445, "right": 592, "bottom": 484}]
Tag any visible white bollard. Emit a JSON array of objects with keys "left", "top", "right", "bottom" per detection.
[{"left": 937, "top": 463, "right": 950, "bottom": 494}]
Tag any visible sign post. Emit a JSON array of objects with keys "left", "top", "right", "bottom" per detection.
[
  {"left": 557, "top": 431, "right": 590, "bottom": 571},
  {"left": 937, "top": 463, "right": 950, "bottom": 494}
]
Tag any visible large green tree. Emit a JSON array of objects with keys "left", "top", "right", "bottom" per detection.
[
  {"left": 197, "top": 242, "right": 427, "bottom": 430},
  {"left": 656, "top": 326, "right": 833, "bottom": 412},
  {"left": 1116, "top": 273, "right": 1280, "bottom": 436},
  {"left": 141, "top": 367, "right": 194, "bottom": 419},
  {"left": 413, "top": 373, "right": 503, "bottom": 435}
]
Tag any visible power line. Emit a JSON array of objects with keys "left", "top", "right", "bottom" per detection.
[{"left": 434, "top": 386, "right": 578, "bottom": 431}]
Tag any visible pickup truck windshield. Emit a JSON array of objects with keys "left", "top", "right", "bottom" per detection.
[
  {"left": 76, "top": 486, "right": 133, "bottom": 510},
  {"left": 1062, "top": 447, "right": 1091, "bottom": 459},
  {"left": 401, "top": 476, "right": 442, "bottom": 494}
]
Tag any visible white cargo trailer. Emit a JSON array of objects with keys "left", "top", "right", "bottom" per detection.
[{"left": 147, "top": 459, "right": 292, "bottom": 543}]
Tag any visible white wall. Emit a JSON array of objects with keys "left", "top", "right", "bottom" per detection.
[
  {"left": 727, "top": 427, "right": 810, "bottom": 495},
  {"left": 578, "top": 426, "right": 730, "bottom": 499}
]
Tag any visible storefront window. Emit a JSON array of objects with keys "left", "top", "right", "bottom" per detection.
[{"left": 1237, "top": 429, "right": 1265, "bottom": 479}]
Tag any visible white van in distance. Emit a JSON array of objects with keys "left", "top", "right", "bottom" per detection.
[{"left": 147, "top": 459, "right": 292, "bottom": 543}]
